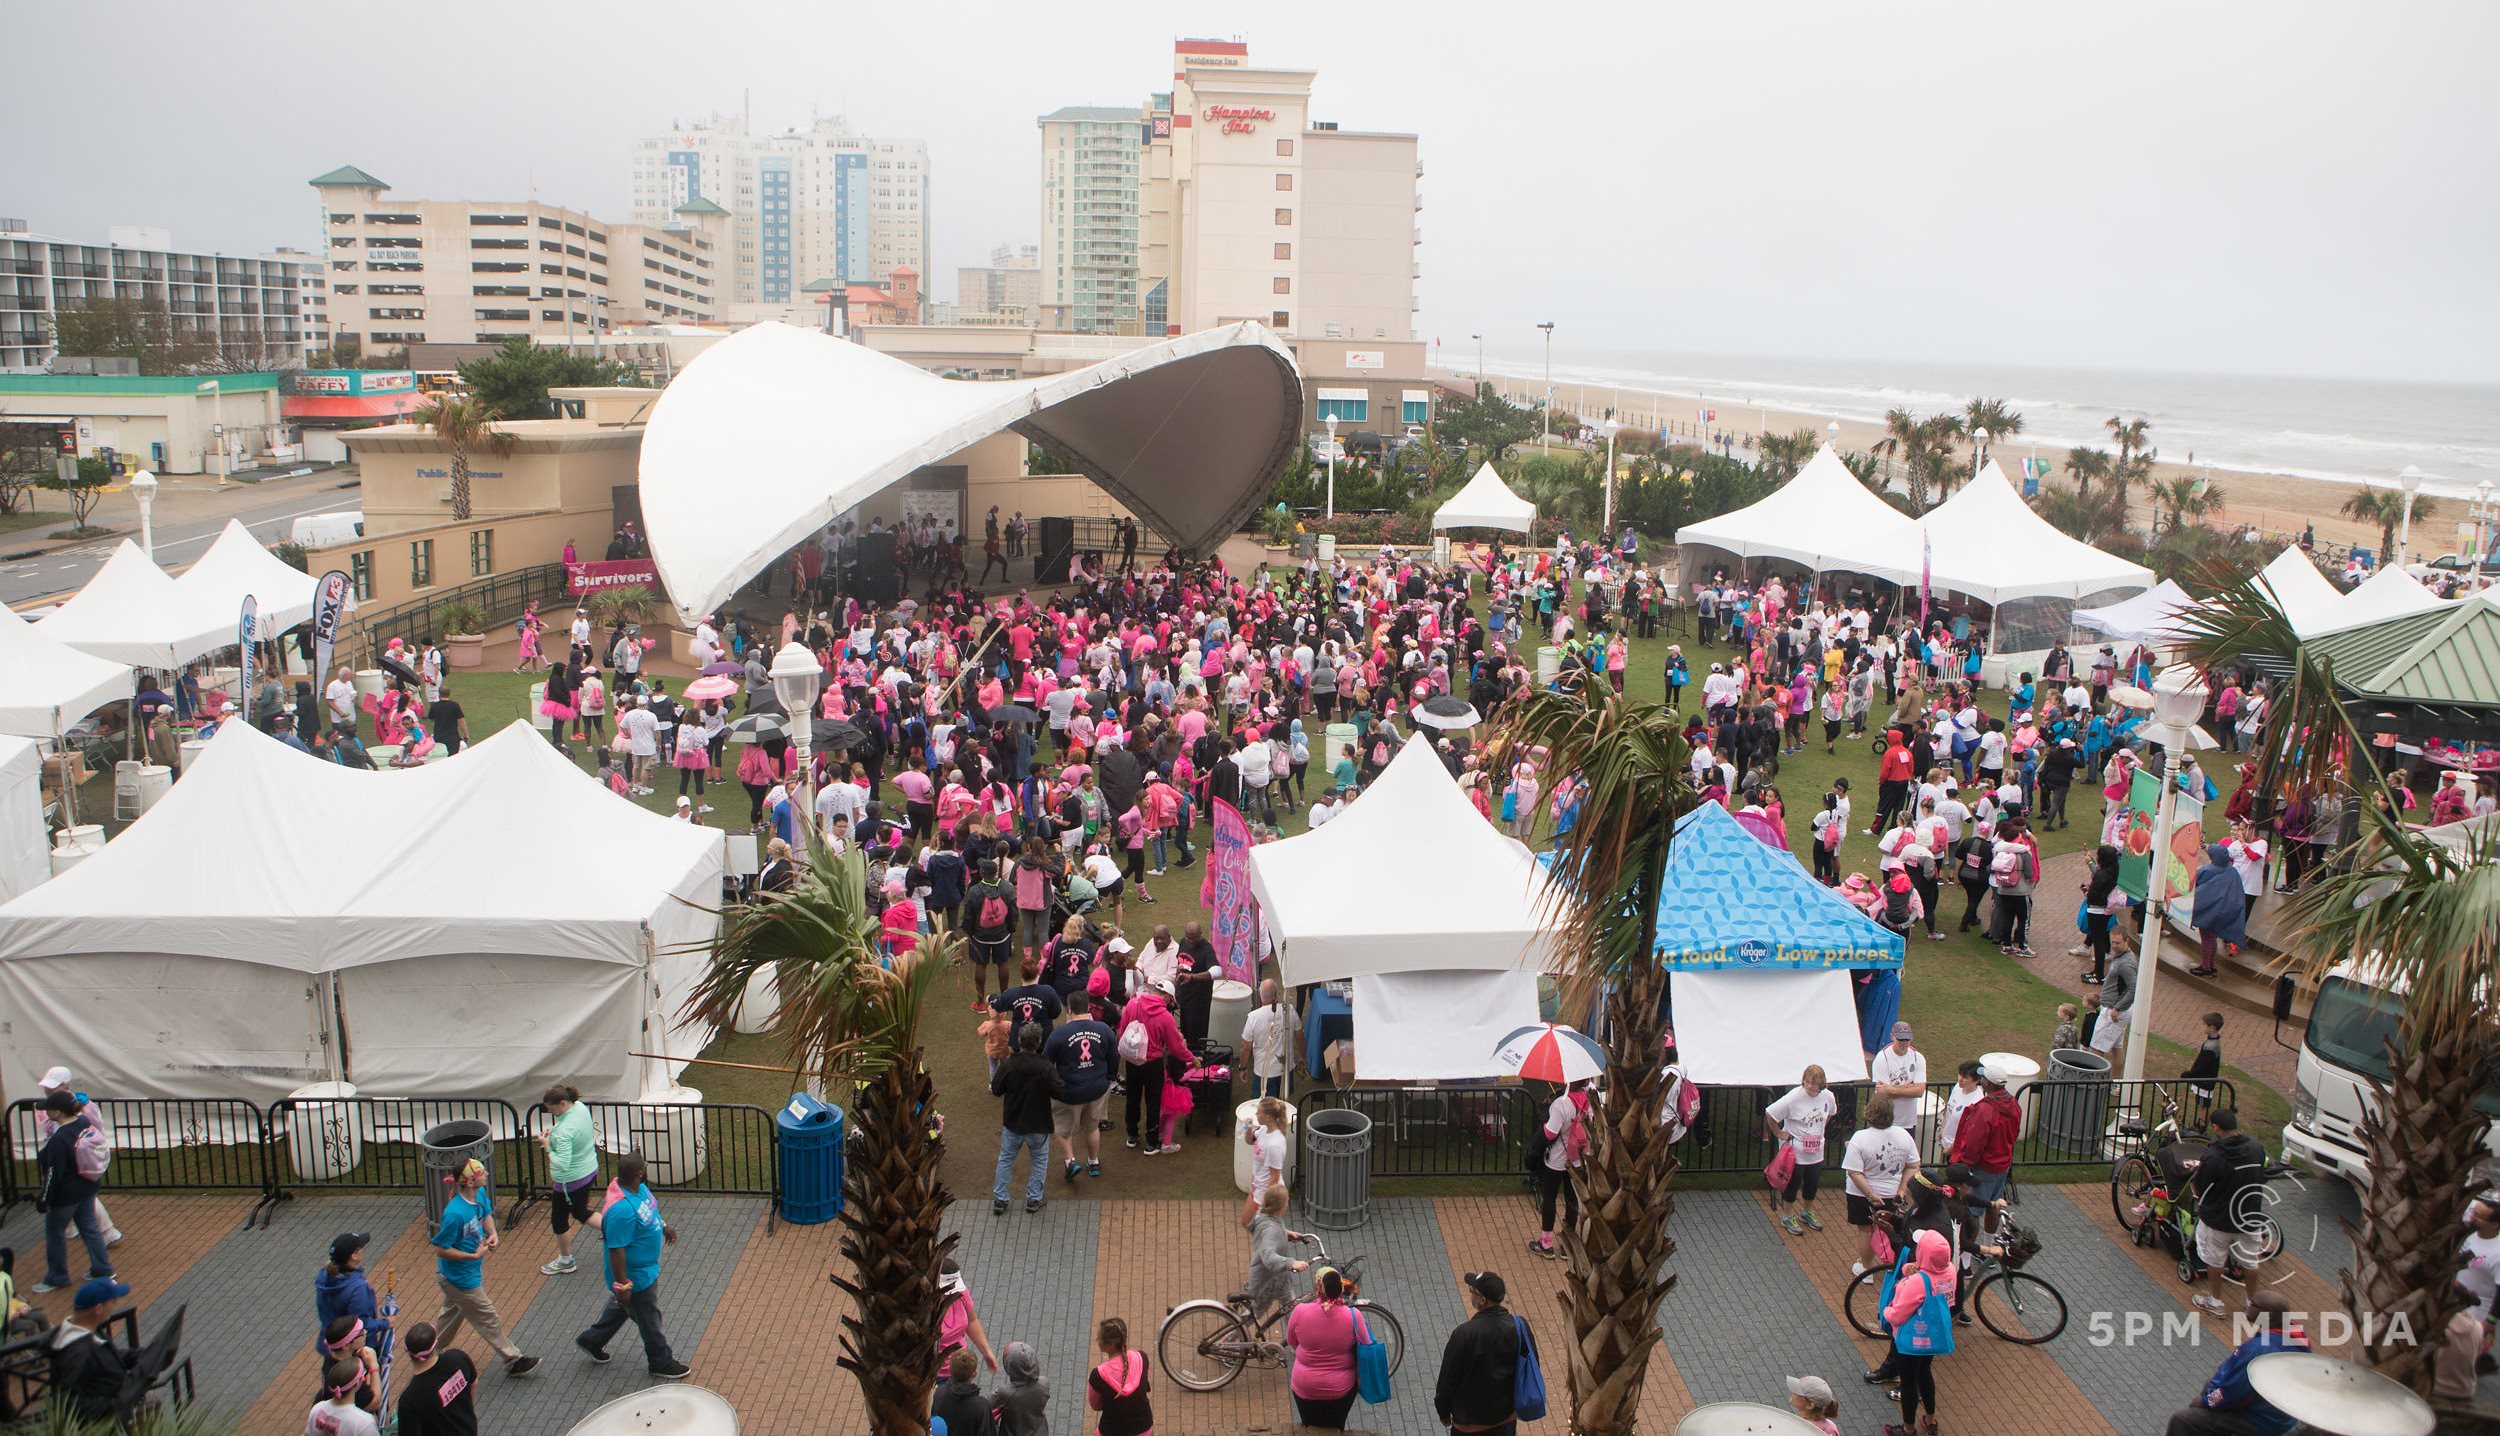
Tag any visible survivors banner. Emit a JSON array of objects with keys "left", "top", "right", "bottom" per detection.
[{"left": 567, "top": 558, "right": 662, "bottom": 596}]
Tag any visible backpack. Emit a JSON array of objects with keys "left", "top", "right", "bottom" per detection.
[
  {"left": 976, "top": 892, "right": 1009, "bottom": 933},
  {"left": 1370, "top": 738, "right": 1390, "bottom": 767},
  {"left": 1560, "top": 1098, "right": 1591, "bottom": 1165},
  {"left": 1666, "top": 1068, "right": 1700, "bottom": 1135},
  {"left": 1883, "top": 882, "right": 1913, "bottom": 930},
  {"left": 1118, "top": 1018, "right": 1151, "bottom": 1066},
  {"left": 1989, "top": 847, "right": 2023, "bottom": 889},
  {"left": 73, "top": 1122, "right": 111, "bottom": 1181}
]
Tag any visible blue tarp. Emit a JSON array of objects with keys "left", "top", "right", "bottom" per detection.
[{"left": 1652, "top": 803, "right": 1904, "bottom": 971}]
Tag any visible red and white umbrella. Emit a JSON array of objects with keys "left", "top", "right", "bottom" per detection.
[{"left": 1491, "top": 1023, "right": 1607, "bottom": 1084}]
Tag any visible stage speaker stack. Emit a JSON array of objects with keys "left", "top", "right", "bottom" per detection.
[
  {"left": 854, "top": 543, "right": 901, "bottom": 604},
  {"left": 1035, "top": 517, "right": 1076, "bottom": 585}
]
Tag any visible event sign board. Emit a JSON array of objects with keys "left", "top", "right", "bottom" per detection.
[
  {"left": 1654, "top": 936, "right": 1901, "bottom": 971},
  {"left": 236, "top": 595, "right": 258, "bottom": 715},
  {"left": 2115, "top": 766, "right": 2204, "bottom": 910},
  {"left": 311, "top": 570, "right": 351, "bottom": 685},
  {"left": 1203, "top": 798, "right": 1260, "bottom": 984},
  {"left": 566, "top": 558, "right": 663, "bottom": 596}
]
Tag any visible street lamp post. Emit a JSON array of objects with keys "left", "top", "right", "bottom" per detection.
[
  {"left": 1470, "top": 333, "right": 1483, "bottom": 382},
  {"left": 2116, "top": 665, "right": 2212, "bottom": 1085},
  {"left": 2475, "top": 479, "right": 2497, "bottom": 566},
  {"left": 2395, "top": 465, "right": 2426, "bottom": 567},
  {"left": 196, "top": 379, "right": 224, "bottom": 482},
  {"left": 1972, "top": 427, "right": 1990, "bottom": 484},
  {"left": 1323, "top": 413, "right": 1340, "bottom": 519},
  {"left": 769, "top": 641, "right": 825, "bottom": 836},
  {"left": 1600, "top": 419, "right": 1619, "bottom": 533},
  {"left": 1537, "top": 321, "right": 1555, "bottom": 451},
  {"left": 129, "top": 470, "right": 158, "bottom": 561}
]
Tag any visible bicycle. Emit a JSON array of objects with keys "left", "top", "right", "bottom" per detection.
[
  {"left": 1156, "top": 1236, "right": 1406, "bottom": 1393},
  {"left": 1846, "top": 1209, "right": 2069, "bottom": 1345},
  {"left": 2110, "top": 1087, "right": 2293, "bottom": 1281}
]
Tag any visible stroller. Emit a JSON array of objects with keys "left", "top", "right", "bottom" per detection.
[{"left": 2129, "top": 1137, "right": 2211, "bottom": 1281}]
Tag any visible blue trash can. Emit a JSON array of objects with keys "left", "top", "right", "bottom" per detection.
[{"left": 775, "top": 1092, "right": 845, "bottom": 1224}]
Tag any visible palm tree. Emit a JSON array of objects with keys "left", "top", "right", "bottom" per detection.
[
  {"left": 1918, "top": 414, "right": 1967, "bottom": 502},
  {"left": 1961, "top": 398, "right": 2024, "bottom": 479},
  {"left": 415, "top": 395, "right": 511, "bottom": 522},
  {"left": 1496, "top": 687, "right": 1694, "bottom": 1436},
  {"left": 1872, "top": 408, "right": 1926, "bottom": 511},
  {"left": 2105, "top": 414, "right": 2151, "bottom": 472},
  {"left": 684, "top": 842, "right": 957, "bottom": 1433},
  {"left": 1757, "top": 428, "right": 1822, "bottom": 483},
  {"left": 2032, "top": 486, "right": 2132, "bottom": 549},
  {"left": 2178, "top": 587, "right": 2499, "bottom": 1401},
  {"left": 2338, "top": 487, "right": 2440, "bottom": 566},
  {"left": 2063, "top": 446, "right": 2114, "bottom": 503},
  {"left": 2143, "top": 474, "right": 2227, "bottom": 535}
]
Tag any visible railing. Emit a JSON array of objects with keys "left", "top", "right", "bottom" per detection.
[
  {"left": 262, "top": 1095, "right": 532, "bottom": 1225},
  {"left": 341, "top": 563, "right": 571, "bottom": 666},
  {"left": 517, "top": 1100, "right": 782, "bottom": 1232},
  {"left": 1301, "top": 1076, "right": 2237, "bottom": 1182},
  {"left": 2, "top": 1097, "right": 273, "bottom": 1210}
]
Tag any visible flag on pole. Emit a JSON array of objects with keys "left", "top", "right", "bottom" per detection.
[
  {"left": 311, "top": 570, "right": 351, "bottom": 689},
  {"left": 236, "top": 595, "right": 258, "bottom": 721},
  {"left": 1920, "top": 529, "right": 1933, "bottom": 625}
]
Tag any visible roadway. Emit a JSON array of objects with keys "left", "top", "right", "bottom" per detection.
[{"left": 0, "top": 467, "right": 363, "bottom": 608}]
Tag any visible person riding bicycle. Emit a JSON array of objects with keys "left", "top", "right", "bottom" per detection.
[
  {"left": 2187, "top": 1108, "right": 2269, "bottom": 1309},
  {"left": 1245, "top": 1183, "right": 1312, "bottom": 1331}
]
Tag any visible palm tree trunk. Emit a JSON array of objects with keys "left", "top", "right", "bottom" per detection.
[
  {"left": 2341, "top": 1013, "right": 2488, "bottom": 1395},
  {"left": 833, "top": 1053, "right": 953, "bottom": 1435},
  {"left": 450, "top": 445, "right": 473, "bottom": 522}
]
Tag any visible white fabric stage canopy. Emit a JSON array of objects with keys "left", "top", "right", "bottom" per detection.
[
  {"left": 0, "top": 605, "right": 131, "bottom": 739},
  {"left": 1671, "top": 969, "right": 1870, "bottom": 1086},
  {"left": 1916, "top": 461, "right": 2155, "bottom": 604},
  {"left": 2310, "top": 564, "right": 2451, "bottom": 637},
  {"left": 1433, "top": 462, "right": 1536, "bottom": 533},
  {"left": 35, "top": 540, "right": 233, "bottom": 669},
  {"left": 0, "top": 736, "right": 48, "bottom": 905},
  {"left": 1247, "top": 732, "right": 1557, "bottom": 988},
  {"left": 0, "top": 723, "right": 723, "bottom": 1106},
  {"left": 173, "top": 519, "right": 321, "bottom": 634},
  {"left": 638, "top": 320, "right": 1303, "bottom": 621},
  {"left": 2072, "top": 579, "right": 2198, "bottom": 644},
  {"left": 1350, "top": 970, "right": 1542, "bottom": 1082},
  {"left": 1675, "top": 445, "right": 1920, "bottom": 578},
  {"left": 2256, "top": 547, "right": 2346, "bottom": 637}
]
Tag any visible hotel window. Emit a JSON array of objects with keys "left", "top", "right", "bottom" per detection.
[
  {"left": 1275, "top": 243, "right": 1292, "bottom": 260},
  {"left": 409, "top": 539, "right": 434, "bottom": 589},
  {"left": 348, "top": 550, "right": 373, "bottom": 602},
  {"left": 1275, "top": 174, "right": 1293, "bottom": 192},
  {"left": 1273, "top": 277, "right": 1290, "bottom": 294},
  {"left": 1276, "top": 139, "right": 1294, "bottom": 157},
  {"left": 469, "top": 528, "right": 495, "bottom": 576},
  {"left": 1315, "top": 392, "right": 1367, "bottom": 423},
  {"left": 1403, "top": 392, "right": 1431, "bottom": 426},
  {"left": 1274, "top": 209, "right": 1292, "bottom": 226},
  {"left": 1271, "top": 311, "right": 1290, "bottom": 330}
]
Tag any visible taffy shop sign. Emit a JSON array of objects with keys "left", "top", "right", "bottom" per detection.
[{"left": 1204, "top": 104, "right": 1274, "bottom": 135}]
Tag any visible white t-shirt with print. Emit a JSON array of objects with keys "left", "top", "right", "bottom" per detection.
[
  {"left": 1251, "top": 1126, "right": 1288, "bottom": 1195},
  {"left": 1939, "top": 1082, "right": 1984, "bottom": 1149},
  {"left": 1870, "top": 1045, "right": 1929, "bottom": 1094},
  {"left": 1765, "top": 1086, "right": 1838, "bottom": 1162},
  {"left": 1841, "top": 1125, "right": 1920, "bottom": 1201}
]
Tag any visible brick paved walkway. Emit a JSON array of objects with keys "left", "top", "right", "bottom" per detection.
[{"left": 6, "top": 1183, "right": 2488, "bottom": 1434}]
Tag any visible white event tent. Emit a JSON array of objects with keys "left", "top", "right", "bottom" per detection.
[
  {"left": 35, "top": 540, "right": 232, "bottom": 669},
  {"left": 172, "top": 519, "right": 321, "bottom": 633},
  {"left": 2072, "top": 579, "right": 2199, "bottom": 645},
  {"left": 2255, "top": 546, "right": 2348, "bottom": 637},
  {"left": 1674, "top": 444, "right": 1921, "bottom": 580},
  {"left": 2310, "top": 563, "right": 2451, "bottom": 637},
  {"left": 1247, "top": 734, "right": 1547, "bottom": 1080},
  {"left": 0, "top": 723, "right": 723, "bottom": 1107},
  {"left": 1916, "top": 461, "right": 2155, "bottom": 605},
  {"left": 638, "top": 320, "right": 1303, "bottom": 621},
  {"left": 0, "top": 736, "right": 49, "bottom": 903},
  {"left": 0, "top": 605, "right": 131, "bottom": 739},
  {"left": 1433, "top": 462, "right": 1536, "bottom": 534}
]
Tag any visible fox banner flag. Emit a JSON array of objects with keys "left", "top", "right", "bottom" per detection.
[{"left": 1202, "top": 798, "right": 1262, "bottom": 984}]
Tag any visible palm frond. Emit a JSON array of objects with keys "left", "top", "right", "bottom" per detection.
[{"left": 1500, "top": 686, "right": 1692, "bottom": 983}]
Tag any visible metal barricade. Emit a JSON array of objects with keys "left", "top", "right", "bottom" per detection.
[
  {"left": 1299, "top": 1087, "right": 1538, "bottom": 1180},
  {"left": 262, "top": 1095, "right": 533, "bottom": 1226},
  {"left": 1, "top": 1096, "right": 274, "bottom": 1218},
  {"left": 518, "top": 1100, "right": 782, "bottom": 1232}
]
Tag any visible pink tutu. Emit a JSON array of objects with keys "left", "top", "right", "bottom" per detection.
[
  {"left": 540, "top": 700, "right": 576, "bottom": 720},
  {"left": 672, "top": 749, "right": 710, "bottom": 770}
]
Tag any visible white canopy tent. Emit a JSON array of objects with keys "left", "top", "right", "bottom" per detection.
[
  {"left": 0, "top": 723, "right": 723, "bottom": 1107},
  {"left": 1674, "top": 444, "right": 1921, "bottom": 579},
  {"left": 2256, "top": 547, "right": 2346, "bottom": 637},
  {"left": 638, "top": 320, "right": 1303, "bottom": 622},
  {"left": 0, "top": 736, "right": 49, "bottom": 904},
  {"left": 2072, "top": 579, "right": 2199, "bottom": 645},
  {"left": 1247, "top": 734, "right": 1547, "bottom": 1081},
  {"left": 172, "top": 519, "right": 321, "bottom": 634},
  {"left": 35, "top": 540, "right": 234, "bottom": 669},
  {"left": 2310, "top": 563, "right": 2451, "bottom": 637},
  {"left": 1916, "top": 461, "right": 2155, "bottom": 605},
  {"left": 0, "top": 605, "right": 132, "bottom": 740},
  {"left": 1433, "top": 462, "right": 1537, "bottom": 534},
  {"left": 1671, "top": 969, "right": 1870, "bottom": 1086}
]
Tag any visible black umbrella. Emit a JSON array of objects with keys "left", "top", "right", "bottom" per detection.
[
  {"left": 379, "top": 652, "right": 423, "bottom": 689},
  {"left": 811, "top": 718, "right": 867, "bottom": 750},
  {"left": 726, "top": 713, "right": 786, "bottom": 745},
  {"left": 987, "top": 703, "right": 1040, "bottom": 724},
  {"left": 1410, "top": 695, "right": 1481, "bottom": 730}
]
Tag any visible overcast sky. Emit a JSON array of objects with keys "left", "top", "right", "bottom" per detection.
[{"left": 11, "top": 1, "right": 2495, "bottom": 384}]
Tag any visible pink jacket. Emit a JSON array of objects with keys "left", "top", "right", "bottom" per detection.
[
  {"left": 1117, "top": 991, "right": 1187, "bottom": 1063},
  {"left": 1884, "top": 1229, "right": 1959, "bottom": 1327}
]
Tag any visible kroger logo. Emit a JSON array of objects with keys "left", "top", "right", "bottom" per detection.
[{"left": 1734, "top": 939, "right": 1772, "bottom": 966}]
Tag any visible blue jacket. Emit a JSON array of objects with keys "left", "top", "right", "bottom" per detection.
[
  {"left": 2198, "top": 1326, "right": 2308, "bottom": 1436},
  {"left": 313, "top": 1264, "right": 386, "bottom": 1349},
  {"left": 2191, "top": 844, "right": 2248, "bottom": 948}
]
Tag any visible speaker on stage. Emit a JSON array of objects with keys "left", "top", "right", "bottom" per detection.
[
  {"left": 855, "top": 542, "right": 901, "bottom": 604},
  {"left": 1034, "top": 517, "right": 1076, "bottom": 585}
]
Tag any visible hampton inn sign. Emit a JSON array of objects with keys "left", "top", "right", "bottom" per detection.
[{"left": 1203, "top": 104, "right": 1274, "bottom": 135}]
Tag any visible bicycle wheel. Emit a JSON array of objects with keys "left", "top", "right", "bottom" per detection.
[
  {"left": 1354, "top": 1299, "right": 1407, "bottom": 1376},
  {"left": 2111, "top": 1154, "right": 2158, "bottom": 1232},
  {"left": 1158, "top": 1301, "right": 1251, "bottom": 1392},
  {"left": 1974, "top": 1270, "right": 2068, "bottom": 1344},
  {"left": 1843, "top": 1265, "right": 1888, "bottom": 1339}
]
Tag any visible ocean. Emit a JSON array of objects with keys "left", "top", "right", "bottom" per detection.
[{"left": 1469, "top": 349, "right": 2500, "bottom": 501}]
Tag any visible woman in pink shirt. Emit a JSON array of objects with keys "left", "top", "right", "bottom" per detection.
[{"left": 1283, "top": 1267, "right": 1365, "bottom": 1428}]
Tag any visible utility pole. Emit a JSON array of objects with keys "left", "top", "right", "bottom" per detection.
[{"left": 1537, "top": 321, "right": 1555, "bottom": 451}]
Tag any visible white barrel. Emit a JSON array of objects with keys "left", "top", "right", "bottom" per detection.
[
  {"left": 531, "top": 681, "right": 552, "bottom": 730},
  {"left": 50, "top": 845, "right": 91, "bottom": 876},
  {"left": 58, "top": 824, "right": 105, "bottom": 854},
  {"left": 353, "top": 669, "right": 387, "bottom": 700},
  {"left": 1234, "top": 1099, "right": 1297, "bottom": 1195},
  {"left": 632, "top": 1085, "right": 708, "bottom": 1184},
  {"left": 1537, "top": 646, "right": 1562, "bottom": 685},
  {"left": 1316, "top": 534, "right": 1337, "bottom": 563},
  {"left": 1209, "top": 979, "right": 1253, "bottom": 1053},
  {"left": 731, "top": 968, "right": 779, "bottom": 1035},
  {"left": 179, "top": 738, "right": 209, "bottom": 774},
  {"left": 287, "top": 1081, "right": 364, "bottom": 1180},
  {"left": 1432, "top": 535, "right": 1452, "bottom": 567},
  {"left": 1912, "top": 1088, "right": 1948, "bottom": 1164},
  {"left": 133, "top": 764, "right": 173, "bottom": 813},
  {"left": 1980, "top": 1051, "right": 2044, "bottom": 1138}
]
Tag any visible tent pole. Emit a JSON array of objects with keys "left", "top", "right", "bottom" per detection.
[{"left": 53, "top": 709, "right": 76, "bottom": 832}]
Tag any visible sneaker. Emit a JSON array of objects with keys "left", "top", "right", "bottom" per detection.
[
  {"left": 1148, "top": 868, "right": 1166, "bottom": 877},
  {"left": 1087, "top": 1161, "right": 1103, "bottom": 1178},
  {"left": 505, "top": 1355, "right": 541, "bottom": 1377},
  {"left": 697, "top": 804, "right": 714, "bottom": 814},
  {"left": 1026, "top": 1199, "right": 1044, "bottom": 1214},
  {"left": 1780, "top": 1215, "right": 1804, "bottom": 1236},
  {"left": 28, "top": 1281, "right": 63, "bottom": 1294},
  {"left": 1800, "top": 1210, "right": 1824, "bottom": 1232},
  {"left": 970, "top": 1000, "right": 989, "bottom": 1013},
  {"left": 2191, "top": 1294, "right": 2227, "bottom": 1314},
  {"left": 103, "top": 1230, "right": 124, "bottom": 1247},
  {"left": 540, "top": 1256, "right": 578, "bottom": 1275},
  {"left": 576, "top": 1338, "right": 611, "bottom": 1364},
  {"left": 1098, "top": 1120, "right": 1114, "bottom": 1132},
  {"left": 2081, "top": 974, "right": 2103, "bottom": 985},
  {"left": 1125, "top": 1135, "right": 1138, "bottom": 1149},
  {"left": 1528, "top": 1237, "right": 1558, "bottom": 1259},
  {"left": 1159, "top": 1142, "right": 1181, "bottom": 1155},
  {"left": 649, "top": 1360, "right": 692, "bottom": 1381},
  {"left": 1142, "top": 1143, "right": 1162, "bottom": 1157},
  {"left": 1852, "top": 1262, "right": 1868, "bottom": 1277},
  {"left": 993, "top": 1199, "right": 1009, "bottom": 1215},
  {"left": 1064, "top": 1160, "right": 1081, "bottom": 1185},
  {"left": 2067, "top": 946, "right": 2090, "bottom": 958},
  {"left": 2017, "top": 946, "right": 2037, "bottom": 958}
]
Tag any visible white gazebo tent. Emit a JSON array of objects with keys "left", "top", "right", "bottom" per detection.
[
  {"left": 1917, "top": 461, "right": 2155, "bottom": 605},
  {"left": 0, "top": 723, "right": 724, "bottom": 1107},
  {"left": 0, "top": 605, "right": 132, "bottom": 740},
  {"left": 34, "top": 540, "right": 233, "bottom": 669},
  {"left": 1433, "top": 462, "right": 1536, "bottom": 534},
  {"left": 1247, "top": 734, "right": 1547, "bottom": 1079},
  {"left": 1673, "top": 444, "right": 1921, "bottom": 582},
  {"left": 2072, "top": 579, "right": 2198, "bottom": 645},
  {"left": 2310, "top": 563, "right": 2451, "bottom": 637},
  {"left": 2255, "top": 546, "right": 2346, "bottom": 637},
  {"left": 0, "top": 736, "right": 50, "bottom": 903},
  {"left": 172, "top": 519, "right": 321, "bottom": 634}
]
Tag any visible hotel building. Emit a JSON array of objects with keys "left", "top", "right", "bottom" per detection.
[{"left": 0, "top": 219, "right": 313, "bottom": 372}]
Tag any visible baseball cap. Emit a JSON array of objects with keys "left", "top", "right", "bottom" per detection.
[
  {"left": 38, "top": 1065, "right": 72, "bottom": 1090},
  {"left": 1463, "top": 1270, "right": 1506, "bottom": 1304},
  {"left": 1149, "top": 976, "right": 1176, "bottom": 998},
  {"left": 1973, "top": 1061, "right": 2005, "bottom": 1086},
  {"left": 73, "top": 1278, "right": 130, "bottom": 1312},
  {"left": 1104, "top": 935, "right": 1133, "bottom": 955},
  {"left": 1785, "top": 1375, "right": 1835, "bottom": 1405},
  {"left": 1890, "top": 1022, "right": 1914, "bottom": 1041},
  {"left": 329, "top": 1232, "right": 372, "bottom": 1265}
]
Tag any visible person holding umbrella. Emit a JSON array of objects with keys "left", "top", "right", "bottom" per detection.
[{"left": 1491, "top": 1023, "right": 1604, "bottom": 1260}]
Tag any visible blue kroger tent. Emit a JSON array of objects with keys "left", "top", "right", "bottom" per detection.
[{"left": 1653, "top": 803, "right": 1904, "bottom": 971}]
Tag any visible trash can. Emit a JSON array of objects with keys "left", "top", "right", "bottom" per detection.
[
  {"left": 286, "top": 1081, "right": 364, "bottom": 1180},
  {"left": 2040, "top": 1047, "right": 2114, "bottom": 1158},
  {"left": 1302, "top": 1106, "right": 1373, "bottom": 1230},
  {"left": 1316, "top": 534, "right": 1337, "bottom": 563},
  {"left": 1209, "top": 979, "right": 1254, "bottom": 1053},
  {"left": 776, "top": 1092, "right": 845, "bottom": 1225},
  {"left": 420, "top": 1119, "right": 494, "bottom": 1227},
  {"left": 1295, "top": 533, "right": 1316, "bottom": 559}
]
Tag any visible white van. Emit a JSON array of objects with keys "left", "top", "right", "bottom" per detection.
[
  {"left": 2285, "top": 958, "right": 2500, "bottom": 1188},
  {"left": 289, "top": 511, "right": 364, "bottom": 548}
]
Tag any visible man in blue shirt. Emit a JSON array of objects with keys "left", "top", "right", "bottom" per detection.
[
  {"left": 1042, "top": 998, "right": 1118, "bottom": 1183},
  {"left": 427, "top": 1158, "right": 538, "bottom": 1376},
  {"left": 575, "top": 1153, "right": 689, "bottom": 1379},
  {"left": 2164, "top": 1289, "right": 2307, "bottom": 1435}
]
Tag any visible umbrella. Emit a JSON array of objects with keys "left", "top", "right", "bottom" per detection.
[
  {"left": 1491, "top": 1023, "right": 1607, "bottom": 1085},
  {"left": 700, "top": 661, "right": 746, "bottom": 677},
  {"left": 812, "top": 718, "right": 866, "bottom": 750},
  {"left": 987, "top": 703, "right": 1040, "bottom": 724},
  {"left": 1410, "top": 695, "right": 1480, "bottom": 730},
  {"left": 378, "top": 652, "right": 423, "bottom": 689},
  {"left": 371, "top": 1267, "right": 401, "bottom": 1411},
  {"left": 684, "top": 675, "right": 739, "bottom": 702},
  {"left": 726, "top": 713, "right": 785, "bottom": 744}
]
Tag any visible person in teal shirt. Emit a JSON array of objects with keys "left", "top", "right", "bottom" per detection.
[
  {"left": 428, "top": 1158, "right": 537, "bottom": 1375},
  {"left": 537, "top": 1084, "right": 600, "bottom": 1276},
  {"left": 574, "top": 1153, "right": 688, "bottom": 1378}
]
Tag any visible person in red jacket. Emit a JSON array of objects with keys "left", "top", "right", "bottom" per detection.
[
  {"left": 1117, "top": 980, "right": 1189, "bottom": 1156},
  {"left": 1947, "top": 1062, "right": 2020, "bottom": 1204},
  {"left": 1873, "top": 731, "right": 1916, "bottom": 834}
]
